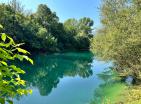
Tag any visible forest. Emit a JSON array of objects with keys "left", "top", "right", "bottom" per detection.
[{"left": 0, "top": 0, "right": 94, "bottom": 53}]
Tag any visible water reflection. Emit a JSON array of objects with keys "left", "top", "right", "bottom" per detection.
[
  {"left": 97, "top": 69, "right": 118, "bottom": 83},
  {"left": 90, "top": 70, "right": 125, "bottom": 104},
  {"left": 20, "top": 52, "right": 93, "bottom": 96}
]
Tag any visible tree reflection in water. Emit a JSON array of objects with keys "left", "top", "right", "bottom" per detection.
[
  {"left": 90, "top": 69, "right": 125, "bottom": 104},
  {"left": 19, "top": 52, "right": 93, "bottom": 96}
]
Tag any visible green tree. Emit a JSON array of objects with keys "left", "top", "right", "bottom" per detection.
[
  {"left": 91, "top": 0, "right": 141, "bottom": 78},
  {"left": 78, "top": 17, "right": 94, "bottom": 37},
  {"left": 36, "top": 4, "right": 59, "bottom": 30},
  {"left": 64, "top": 18, "right": 94, "bottom": 50},
  {"left": 37, "top": 27, "right": 57, "bottom": 52}
]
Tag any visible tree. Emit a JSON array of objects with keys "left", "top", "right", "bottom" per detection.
[
  {"left": 36, "top": 4, "right": 59, "bottom": 29},
  {"left": 9, "top": 0, "right": 24, "bottom": 13},
  {"left": 37, "top": 27, "right": 57, "bottom": 52},
  {"left": 78, "top": 17, "right": 94, "bottom": 37},
  {"left": 91, "top": 0, "right": 141, "bottom": 78},
  {"left": 64, "top": 18, "right": 94, "bottom": 50},
  {"left": 64, "top": 18, "right": 78, "bottom": 35}
]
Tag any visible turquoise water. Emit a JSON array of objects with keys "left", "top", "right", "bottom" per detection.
[{"left": 14, "top": 52, "right": 122, "bottom": 104}]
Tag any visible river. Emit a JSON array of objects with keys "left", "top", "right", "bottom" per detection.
[{"left": 14, "top": 52, "right": 126, "bottom": 104}]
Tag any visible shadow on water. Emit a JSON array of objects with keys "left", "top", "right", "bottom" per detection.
[{"left": 18, "top": 52, "right": 93, "bottom": 96}]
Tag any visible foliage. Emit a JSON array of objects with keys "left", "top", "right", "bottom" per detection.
[
  {"left": 64, "top": 18, "right": 94, "bottom": 50},
  {"left": 0, "top": 25, "right": 33, "bottom": 104},
  {"left": 0, "top": 0, "right": 94, "bottom": 53},
  {"left": 117, "top": 86, "right": 141, "bottom": 104},
  {"left": 91, "top": 0, "right": 141, "bottom": 78},
  {"left": 36, "top": 27, "right": 57, "bottom": 52}
]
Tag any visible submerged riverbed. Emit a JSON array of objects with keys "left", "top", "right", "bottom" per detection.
[{"left": 14, "top": 52, "right": 126, "bottom": 104}]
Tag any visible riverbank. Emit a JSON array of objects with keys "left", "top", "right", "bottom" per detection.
[
  {"left": 90, "top": 83, "right": 126, "bottom": 104},
  {"left": 89, "top": 69, "right": 141, "bottom": 104},
  {"left": 115, "top": 85, "right": 141, "bottom": 104},
  {"left": 97, "top": 81, "right": 141, "bottom": 104}
]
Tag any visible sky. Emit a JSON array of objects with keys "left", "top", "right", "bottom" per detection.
[{"left": 0, "top": 0, "right": 101, "bottom": 28}]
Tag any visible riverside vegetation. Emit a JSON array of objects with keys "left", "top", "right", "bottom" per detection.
[
  {"left": 0, "top": 0, "right": 94, "bottom": 53},
  {"left": 1, "top": 0, "right": 141, "bottom": 104},
  {"left": 91, "top": 0, "right": 141, "bottom": 103}
]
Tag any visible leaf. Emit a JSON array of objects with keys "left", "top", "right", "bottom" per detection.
[
  {"left": 28, "top": 58, "right": 34, "bottom": 65},
  {"left": 7, "top": 36, "right": 15, "bottom": 45},
  {"left": 13, "top": 54, "right": 24, "bottom": 61},
  {"left": 28, "top": 89, "right": 32, "bottom": 94},
  {"left": 16, "top": 48, "right": 30, "bottom": 54},
  {"left": 10, "top": 65, "right": 25, "bottom": 74},
  {"left": 22, "top": 55, "right": 33, "bottom": 64},
  {"left": 1, "top": 33, "right": 6, "bottom": 42},
  {"left": 0, "top": 24, "right": 3, "bottom": 29},
  {"left": 1, "top": 61, "right": 8, "bottom": 66}
]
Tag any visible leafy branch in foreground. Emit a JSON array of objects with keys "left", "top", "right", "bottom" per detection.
[{"left": 0, "top": 25, "right": 33, "bottom": 104}]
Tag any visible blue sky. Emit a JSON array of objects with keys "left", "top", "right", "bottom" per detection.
[{"left": 0, "top": 0, "right": 101, "bottom": 28}]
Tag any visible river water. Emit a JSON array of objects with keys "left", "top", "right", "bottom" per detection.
[{"left": 14, "top": 52, "right": 125, "bottom": 104}]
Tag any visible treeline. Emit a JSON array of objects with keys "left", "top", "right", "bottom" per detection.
[
  {"left": 91, "top": 0, "right": 141, "bottom": 79},
  {"left": 0, "top": 0, "right": 94, "bottom": 53}
]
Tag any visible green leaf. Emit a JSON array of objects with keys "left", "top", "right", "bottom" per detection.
[
  {"left": 1, "top": 33, "right": 6, "bottom": 42},
  {"left": 13, "top": 54, "right": 24, "bottom": 61},
  {"left": 0, "top": 24, "right": 3, "bottom": 29},
  {"left": 23, "top": 55, "right": 33, "bottom": 64},
  {"left": 10, "top": 65, "right": 25, "bottom": 74},
  {"left": 16, "top": 48, "right": 30, "bottom": 54},
  {"left": 28, "top": 58, "right": 34, "bottom": 64},
  {"left": 1, "top": 61, "right": 8, "bottom": 66}
]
